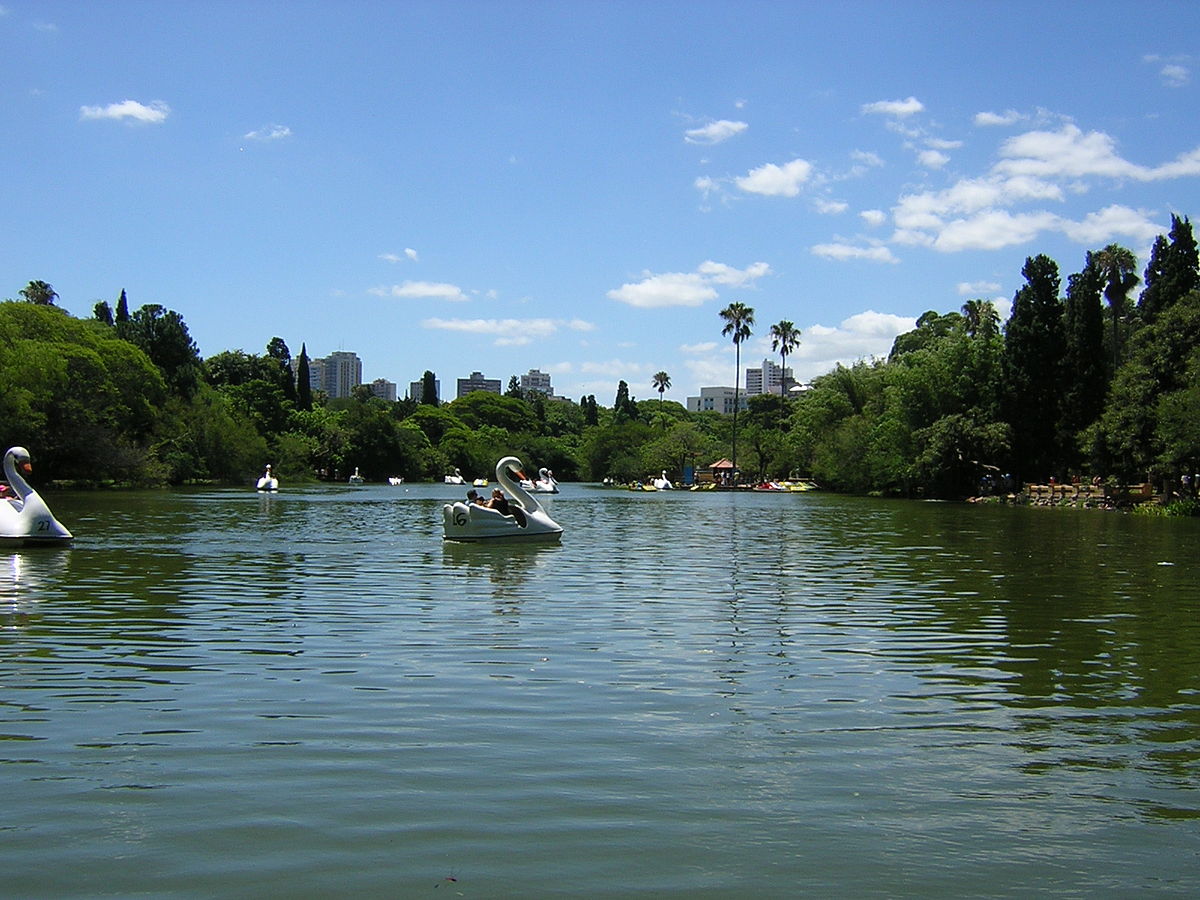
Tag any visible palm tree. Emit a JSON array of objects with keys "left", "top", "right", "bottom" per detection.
[
  {"left": 769, "top": 320, "right": 802, "bottom": 414},
  {"left": 19, "top": 280, "right": 58, "bottom": 305},
  {"left": 719, "top": 301, "right": 755, "bottom": 483},
  {"left": 1089, "top": 244, "right": 1139, "bottom": 370},
  {"left": 652, "top": 371, "right": 671, "bottom": 407},
  {"left": 961, "top": 299, "right": 999, "bottom": 339}
]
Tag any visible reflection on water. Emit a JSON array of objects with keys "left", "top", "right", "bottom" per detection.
[{"left": 3, "top": 485, "right": 1199, "bottom": 896}]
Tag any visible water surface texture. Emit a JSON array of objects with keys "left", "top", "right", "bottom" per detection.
[{"left": 4, "top": 485, "right": 1199, "bottom": 897}]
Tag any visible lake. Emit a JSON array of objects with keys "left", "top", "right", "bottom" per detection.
[{"left": 3, "top": 483, "right": 1199, "bottom": 897}]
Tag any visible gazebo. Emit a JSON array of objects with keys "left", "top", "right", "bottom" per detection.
[{"left": 705, "top": 458, "right": 735, "bottom": 486}]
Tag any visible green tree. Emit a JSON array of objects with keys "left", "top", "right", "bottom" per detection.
[
  {"left": 122, "top": 303, "right": 202, "bottom": 398},
  {"left": 769, "top": 319, "right": 802, "bottom": 427},
  {"left": 115, "top": 289, "right": 130, "bottom": 324},
  {"left": 296, "top": 343, "right": 313, "bottom": 411},
  {"left": 719, "top": 301, "right": 754, "bottom": 481},
  {"left": 421, "top": 370, "right": 439, "bottom": 405},
  {"left": 961, "top": 299, "right": 999, "bottom": 339},
  {"left": 652, "top": 371, "right": 671, "bottom": 407},
  {"left": 1090, "top": 244, "right": 1139, "bottom": 372},
  {"left": 505, "top": 375, "right": 524, "bottom": 399},
  {"left": 1003, "top": 255, "right": 1065, "bottom": 482},
  {"left": 1139, "top": 214, "right": 1198, "bottom": 322},
  {"left": 18, "top": 280, "right": 58, "bottom": 305},
  {"left": 266, "top": 337, "right": 297, "bottom": 402},
  {"left": 1062, "top": 257, "right": 1106, "bottom": 461}
]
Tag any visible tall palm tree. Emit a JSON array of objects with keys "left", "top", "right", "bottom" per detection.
[
  {"left": 960, "top": 299, "right": 999, "bottom": 339},
  {"left": 1089, "top": 244, "right": 1139, "bottom": 370},
  {"left": 769, "top": 320, "right": 802, "bottom": 412},
  {"left": 719, "top": 302, "right": 755, "bottom": 483},
  {"left": 652, "top": 371, "right": 671, "bottom": 407}
]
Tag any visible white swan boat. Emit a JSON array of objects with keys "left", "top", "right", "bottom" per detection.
[
  {"left": 348, "top": 467, "right": 365, "bottom": 485},
  {"left": 1, "top": 446, "right": 73, "bottom": 545},
  {"left": 256, "top": 464, "right": 279, "bottom": 492},
  {"left": 520, "top": 467, "right": 560, "bottom": 493},
  {"left": 444, "top": 468, "right": 465, "bottom": 485},
  {"left": 443, "top": 456, "right": 563, "bottom": 542},
  {"left": 652, "top": 470, "right": 674, "bottom": 490}
]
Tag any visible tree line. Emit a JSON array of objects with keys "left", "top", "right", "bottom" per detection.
[{"left": 1, "top": 214, "right": 1196, "bottom": 500}]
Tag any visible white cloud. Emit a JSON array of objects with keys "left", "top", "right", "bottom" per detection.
[
  {"left": 79, "top": 99, "right": 169, "bottom": 124},
  {"left": 957, "top": 280, "right": 1002, "bottom": 296},
  {"left": 684, "top": 119, "right": 748, "bottom": 144},
  {"left": 422, "top": 317, "right": 593, "bottom": 347},
  {"left": 932, "top": 210, "right": 1061, "bottom": 252},
  {"left": 918, "top": 149, "right": 950, "bottom": 169},
  {"left": 1145, "top": 54, "right": 1192, "bottom": 87},
  {"left": 698, "top": 259, "right": 771, "bottom": 286},
  {"left": 862, "top": 96, "right": 924, "bottom": 118},
  {"left": 380, "top": 249, "right": 419, "bottom": 264},
  {"left": 607, "top": 271, "right": 715, "bottom": 308},
  {"left": 608, "top": 261, "right": 770, "bottom": 308},
  {"left": 372, "top": 280, "right": 469, "bottom": 302},
  {"left": 735, "top": 158, "right": 813, "bottom": 196},
  {"left": 244, "top": 124, "right": 292, "bottom": 141},
  {"left": 1059, "top": 204, "right": 1162, "bottom": 245},
  {"left": 811, "top": 242, "right": 899, "bottom": 264},
  {"left": 760, "top": 309, "right": 916, "bottom": 382},
  {"left": 974, "top": 109, "right": 1024, "bottom": 127},
  {"left": 995, "top": 123, "right": 1200, "bottom": 181},
  {"left": 815, "top": 198, "right": 849, "bottom": 214},
  {"left": 860, "top": 209, "right": 887, "bottom": 227},
  {"left": 680, "top": 341, "right": 718, "bottom": 354}
]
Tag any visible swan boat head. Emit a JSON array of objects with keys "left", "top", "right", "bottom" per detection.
[
  {"left": 1, "top": 446, "right": 73, "bottom": 545},
  {"left": 442, "top": 455, "right": 563, "bottom": 542}
]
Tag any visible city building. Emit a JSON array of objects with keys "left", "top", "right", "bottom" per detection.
[
  {"left": 744, "top": 358, "right": 794, "bottom": 397},
  {"left": 520, "top": 368, "right": 553, "bottom": 396},
  {"left": 685, "top": 386, "right": 747, "bottom": 415},
  {"left": 369, "top": 378, "right": 397, "bottom": 403},
  {"left": 409, "top": 377, "right": 440, "bottom": 404},
  {"left": 308, "top": 350, "right": 362, "bottom": 399},
  {"left": 456, "top": 371, "right": 501, "bottom": 399}
]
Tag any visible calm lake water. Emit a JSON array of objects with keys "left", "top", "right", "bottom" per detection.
[{"left": 3, "top": 483, "right": 1199, "bottom": 897}]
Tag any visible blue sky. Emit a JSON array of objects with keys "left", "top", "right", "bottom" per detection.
[{"left": 3, "top": 2, "right": 1199, "bottom": 404}]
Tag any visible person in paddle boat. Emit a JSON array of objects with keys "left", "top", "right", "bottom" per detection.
[
  {"left": 487, "top": 488, "right": 512, "bottom": 515},
  {"left": 466, "top": 488, "right": 487, "bottom": 505}
]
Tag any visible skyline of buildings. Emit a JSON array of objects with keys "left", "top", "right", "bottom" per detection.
[{"left": 306, "top": 349, "right": 790, "bottom": 415}]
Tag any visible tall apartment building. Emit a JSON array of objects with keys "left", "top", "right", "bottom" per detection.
[
  {"left": 369, "top": 378, "right": 397, "bottom": 402},
  {"left": 307, "top": 351, "right": 362, "bottom": 399},
  {"left": 456, "top": 371, "right": 501, "bottom": 399},
  {"left": 744, "top": 358, "right": 793, "bottom": 397},
  {"left": 520, "top": 368, "right": 553, "bottom": 396}
]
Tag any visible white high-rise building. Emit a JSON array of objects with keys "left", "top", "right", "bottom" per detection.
[
  {"left": 520, "top": 368, "right": 553, "bottom": 396},
  {"left": 744, "top": 358, "right": 793, "bottom": 397}
]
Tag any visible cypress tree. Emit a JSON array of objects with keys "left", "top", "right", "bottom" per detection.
[
  {"left": 296, "top": 344, "right": 312, "bottom": 411},
  {"left": 1003, "top": 254, "right": 1065, "bottom": 482}
]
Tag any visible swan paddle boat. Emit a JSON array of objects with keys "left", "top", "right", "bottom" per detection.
[
  {"left": 256, "top": 464, "right": 279, "bottom": 492},
  {"left": 652, "top": 470, "right": 674, "bottom": 490},
  {"left": 444, "top": 468, "right": 465, "bottom": 485},
  {"left": 443, "top": 456, "right": 563, "bottom": 542},
  {"left": 520, "top": 467, "right": 560, "bottom": 493},
  {"left": 348, "top": 467, "right": 365, "bottom": 485},
  {"left": 1, "top": 446, "right": 73, "bottom": 546}
]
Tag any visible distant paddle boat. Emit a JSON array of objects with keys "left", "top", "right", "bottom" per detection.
[
  {"left": 652, "top": 470, "right": 674, "bottom": 490},
  {"left": 256, "top": 464, "right": 279, "bottom": 492},
  {"left": 443, "top": 456, "right": 563, "bottom": 542},
  {"left": 1, "top": 446, "right": 73, "bottom": 546},
  {"left": 348, "top": 467, "right": 365, "bottom": 485}
]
